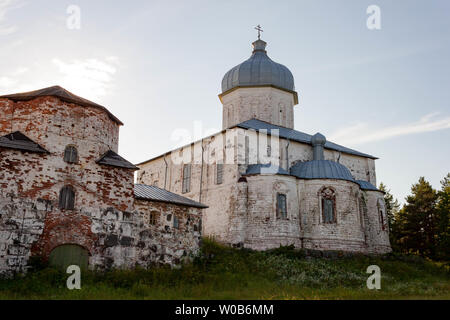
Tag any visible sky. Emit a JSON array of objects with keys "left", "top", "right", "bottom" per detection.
[{"left": 0, "top": 0, "right": 449, "bottom": 204}]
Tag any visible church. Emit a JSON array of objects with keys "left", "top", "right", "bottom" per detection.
[
  {"left": 0, "top": 34, "right": 391, "bottom": 276},
  {"left": 137, "top": 36, "right": 392, "bottom": 254}
]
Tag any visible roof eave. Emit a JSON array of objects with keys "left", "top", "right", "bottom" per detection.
[{"left": 134, "top": 196, "right": 208, "bottom": 209}]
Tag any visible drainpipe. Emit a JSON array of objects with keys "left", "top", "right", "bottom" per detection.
[
  {"left": 163, "top": 155, "right": 168, "bottom": 189},
  {"left": 285, "top": 138, "right": 290, "bottom": 170},
  {"left": 199, "top": 139, "right": 204, "bottom": 203}
]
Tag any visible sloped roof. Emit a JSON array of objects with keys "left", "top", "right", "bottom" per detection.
[
  {"left": 356, "top": 180, "right": 379, "bottom": 191},
  {"left": 96, "top": 150, "right": 138, "bottom": 170},
  {"left": 0, "top": 131, "right": 48, "bottom": 153},
  {"left": 290, "top": 160, "right": 355, "bottom": 182},
  {"left": 0, "top": 86, "right": 123, "bottom": 125},
  {"left": 245, "top": 163, "right": 289, "bottom": 176},
  {"left": 236, "top": 119, "right": 377, "bottom": 159},
  {"left": 134, "top": 184, "right": 208, "bottom": 208}
]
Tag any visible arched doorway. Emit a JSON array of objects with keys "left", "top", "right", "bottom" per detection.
[{"left": 49, "top": 244, "right": 89, "bottom": 270}]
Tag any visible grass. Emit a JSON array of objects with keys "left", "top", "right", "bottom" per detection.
[{"left": 0, "top": 239, "right": 449, "bottom": 300}]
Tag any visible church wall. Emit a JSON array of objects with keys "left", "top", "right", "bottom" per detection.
[
  {"left": 299, "top": 179, "right": 367, "bottom": 252},
  {"left": 136, "top": 127, "right": 385, "bottom": 254},
  {"left": 0, "top": 97, "right": 203, "bottom": 275},
  {"left": 243, "top": 174, "right": 301, "bottom": 250},
  {"left": 363, "top": 191, "right": 391, "bottom": 254},
  {"left": 221, "top": 87, "right": 296, "bottom": 129},
  {"left": 0, "top": 190, "right": 202, "bottom": 275},
  {"left": 138, "top": 130, "right": 242, "bottom": 244}
]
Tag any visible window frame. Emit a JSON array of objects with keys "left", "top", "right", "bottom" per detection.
[
  {"left": 319, "top": 187, "right": 337, "bottom": 224},
  {"left": 276, "top": 193, "right": 288, "bottom": 220},
  {"left": 244, "top": 135, "right": 250, "bottom": 165},
  {"left": 59, "top": 185, "right": 75, "bottom": 210},
  {"left": 173, "top": 215, "right": 180, "bottom": 229},
  {"left": 182, "top": 164, "right": 191, "bottom": 193},
  {"left": 216, "top": 163, "right": 224, "bottom": 185},
  {"left": 63, "top": 145, "right": 79, "bottom": 164},
  {"left": 377, "top": 199, "right": 386, "bottom": 231},
  {"left": 148, "top": 211, "right": 158, "bottom": 226}
]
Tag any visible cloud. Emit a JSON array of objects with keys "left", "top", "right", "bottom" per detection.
[
  {"left": 329, "top": 113, "right": 450, "bottom": 146},
  {"left": 0, "top": 66, "right": 27, "bottom": 89},
  {"left": 0, "top": 57, "right": 119, "bottom": 102},
  {"left": 52, "top": 57, "right": 118, "bottom": 100},
  {"left": 0, "top": 0, "right": 22, "bottom": 35}
]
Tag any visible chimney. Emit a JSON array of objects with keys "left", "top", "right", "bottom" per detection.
[{"left": 311, "top": 133, "right": 326, "bottom": 160}]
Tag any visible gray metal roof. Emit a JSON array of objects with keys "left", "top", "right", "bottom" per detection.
[
  {"left": 356, "top": 180, "right": 379, "bottom": 191},
  {"left": 0, "top": 86, "right": 123, "bottom": 125},
  {"left": 96, "top": 150, "right": 138, "bottom": 170},
  {"left": 0, "top": 131, "right": 48, "bottom": 153},
  {"left": 236, "top": 119, "right": 377, "bottom": 159},
  {"left": 245, "top": 163, "right": 289, "bottom": 176},
  {"left": 221, "top": 39, "right": 295, "bottom": 94},
  {"left": 290, "top": 160, "right": 355, "bottom": 182},
  {"left": 134, "top": 184, "right": 208, "bottom": 208}
]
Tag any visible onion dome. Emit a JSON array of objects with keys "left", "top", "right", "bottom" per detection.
[{"left": 221, "top": 39, "right": 295, "bottom": 94}]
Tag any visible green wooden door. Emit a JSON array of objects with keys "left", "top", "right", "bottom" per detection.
[{"left": 49, "top": 244, "right": 89, "bottom": 270}]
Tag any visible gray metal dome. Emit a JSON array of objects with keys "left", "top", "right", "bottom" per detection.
[
  {"left": 290, "top": 160, "right": 355, "bottom": 182},
  {"left": 221, "top": 39, "right": 295, "bottom": 93}
]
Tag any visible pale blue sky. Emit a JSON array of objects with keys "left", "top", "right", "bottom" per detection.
[{"left": 0, "top": 0, "right": 449, "bottom": 203}]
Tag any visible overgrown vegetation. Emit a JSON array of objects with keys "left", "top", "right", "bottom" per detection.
[
  {"left": 381, "top": 173, "right": 450, "bottom": 261},
  {"left": 1, "top": 239, "right": 448, "bottom": 300}
]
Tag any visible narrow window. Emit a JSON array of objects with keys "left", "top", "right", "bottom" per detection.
[
  {"left": 173, "top": 215, "right": 179, "bottom": 229},
  {"left": 322, "top": 198, "right": 334, "bottom": 223},
  {"left": 379, "top": 209, "right": 385, "bottom": 230},
  {"left": 216, "top": 163, "right": 223, "bottom": 185},
  {"left": 182, "top": 164, "right": 191, "bottom": 193},
  {"left": 267, "top": 139, "right": 272, "bottom": 158},
  {"left": 59, "top": 185, "right": 75, "bottom": 210},
  {"left": 320, "top": 187, "right": 336, "bottom": 223},
  {"left": 64, "top": 145, "right": 78, "bottom": 163},
  {"left": 149, "top": 212, "right": 157, "bottom": 226},
  {"left": 276, "top": 193, "right": 287, "bottom": 219},
  {"left": 377, "top": 199, "right": 386, "bottom": 231},
  {"left": 359, "top": 196, "right": 367, "bottom": 229},
  {"left": 245, "top": 136, "right": 249, "bottom": 165}
]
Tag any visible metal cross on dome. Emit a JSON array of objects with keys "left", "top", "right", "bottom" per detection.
[{"left": 254, "top": 24, "right": 263, "bottom": 40}]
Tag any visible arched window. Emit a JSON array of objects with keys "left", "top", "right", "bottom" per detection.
[
  {"left": 59, "top": 185, "right": 75, "bottom": 210},
  {"left": 216, "top": 163, "right": 223, "bottom": 185},
  {"left": 182, "top": 164, "right": 191, "bottom": 193},
  {"left": 148, "top": 211, "right": 158, "bottom": 226},
  {"left": 64, "top": 145, "right": 78, "bottom": 163},
  {"left": 377, "top": 199, "right": 387, "bottom": 231},
  {"left": 276, "top": 193, "right": 287, "bottom": 219},
  {"left": 173, "top": 215, "right": 180, "bottom": 229},
  {"left": 359, "top": 195, "right": 367, "bottom": 229},
  {"left": 320, "top": 187, "right": 336, "bottom": 223}
]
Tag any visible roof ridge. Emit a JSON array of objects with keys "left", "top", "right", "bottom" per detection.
[
  {"left": 0, "top": 86, "right": 123, "bottom": 125},
  {"left": 237, "top": 119, "right": 377, "bottom": 159}
]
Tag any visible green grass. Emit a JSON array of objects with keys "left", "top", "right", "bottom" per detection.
[{"left": 1, "top": 239, "right": 449, "bottom": 300}]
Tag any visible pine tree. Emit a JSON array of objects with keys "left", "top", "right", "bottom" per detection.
[
  {"left": 436, "top": 173, "right": 450, "bottom": 260},
  {"left": 395, "top": 177, "right": 438, "bottom": 258},
  {"left": 378, "top": 182, "right": 400, "bottom": 234}
]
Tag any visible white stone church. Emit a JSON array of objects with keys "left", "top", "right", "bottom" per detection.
[{"left": 137, "top": 37, "right": 392, "bottom": 254}]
